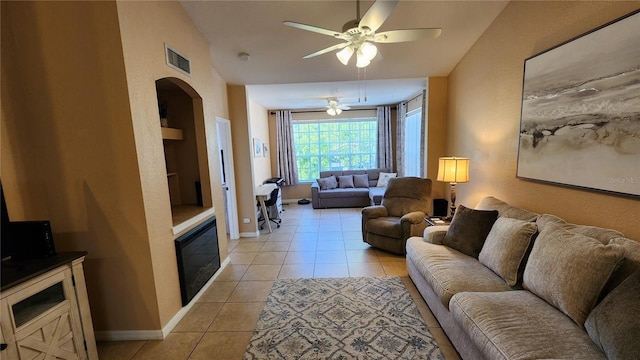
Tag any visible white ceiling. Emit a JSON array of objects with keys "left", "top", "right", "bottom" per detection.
[{"left": 179, "top": 0, "right": 509, "bottom": 110}]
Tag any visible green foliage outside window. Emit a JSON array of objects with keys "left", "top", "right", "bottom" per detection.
[{"left": 293, "top": 118, "right": 377, "bottom": 182}]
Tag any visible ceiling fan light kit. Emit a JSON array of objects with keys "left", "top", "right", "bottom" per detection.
[
  {"left": 284, "top": 0, "right": 441, "bottom": 68},
  {"left": 336, "top": 47, "right": 354, "bottom": 65},
  {"left": 326, "top": 98, "right": 350, "bottom": 116},
  {"left": 356, "top": 42, "right": 377, "bottom": 67},
  {"left": 327, "top": 107, "right": 342, "bottom": 116}
]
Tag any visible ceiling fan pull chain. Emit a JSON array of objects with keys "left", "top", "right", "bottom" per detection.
[
  {"left": 364, "top": 66, "right": 368, "bottom": 102},
  {"left": 357, "top": 67, "right": 362, "bottom": 103}
]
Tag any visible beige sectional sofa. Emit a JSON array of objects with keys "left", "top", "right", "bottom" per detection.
[
  {"left": 406, "top": 196, "right": 640, "bottom": 360},
  {"left": 311, "top": 168, "right": 391, "bottom": 209}
]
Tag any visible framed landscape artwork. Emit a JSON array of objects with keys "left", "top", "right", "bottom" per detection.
[{"left": 517, "top": 10, "right": 640, "bottom": 198}]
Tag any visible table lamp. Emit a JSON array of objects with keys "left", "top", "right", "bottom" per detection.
[{"left": 437, "top": 157, "right": 470, "bottom": 220}]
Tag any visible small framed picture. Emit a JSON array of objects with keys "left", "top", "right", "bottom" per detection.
[
  {"left": 253, "top": 138, "right": 262, "bottom": 157},
  {"left": 263, "top": 143, "right": 269, "bottom": 157}
]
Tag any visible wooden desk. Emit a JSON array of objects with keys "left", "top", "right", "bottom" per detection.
[{"left": 255, "top": 184, "right": 278, "bottom": 233}]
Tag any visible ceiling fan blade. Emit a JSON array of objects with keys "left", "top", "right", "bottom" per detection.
[
  {"left": 283, "top": 21, "right": 341, "bottom": 37},
  {"left": 359, "top": 0, "right": 399, "bottom": 32},
  {"left": 374, "top": 28, "right": 442, "bottom": 43},
  {"left": 303, "top": 42, "right": 350, "bottom": 59}
]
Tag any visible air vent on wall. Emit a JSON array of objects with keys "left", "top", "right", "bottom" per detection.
[{"left": 165, "top": 44, "right": 191, "bottom": 76}]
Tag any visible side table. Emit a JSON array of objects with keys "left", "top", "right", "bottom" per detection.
[{"left": 425, "top": 217, "right": 451, "bottom": 227}]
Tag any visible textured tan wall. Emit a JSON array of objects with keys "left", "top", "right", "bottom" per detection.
[
  {"left": 1, "top": 1, "right": 158, "bottom": 331},
  {"left": 228, "top": 85, "right": 259, "bottom": 234},
  {"left": 448, "top": 1, "right": 640, "bottom": 240},
  {"left": 426, "top": 77, "right": 449, "bottom": 201},
  {"left": 1, "top": 0, "right": 230, "bottom": 334},
  {"left": 249, "top": 99, "right": 272, "bottom": 186},
  {"left": 116, "top": 0, "right": 230, "bottom": 328}
]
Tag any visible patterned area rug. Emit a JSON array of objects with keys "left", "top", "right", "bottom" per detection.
[{"left": 243, "top": 277, "right": 444, "bottom": 359}]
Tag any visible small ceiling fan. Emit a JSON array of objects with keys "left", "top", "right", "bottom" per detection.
[
  {"left": 284, "top": 0, "right": 442, "bottom": 67},
  {"left": 326, "top": 98, "right": 351, "bottom": 116}
]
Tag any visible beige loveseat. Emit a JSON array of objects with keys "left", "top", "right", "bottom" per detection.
[
  {"left": 406, "top": 196, "right": 640, "bottom": 360},
  {"left": 311, "top": 168, "right": 391, "bottom": 209}
]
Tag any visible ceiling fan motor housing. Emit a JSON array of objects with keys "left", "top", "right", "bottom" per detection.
[{"left": 342, "top": 20, "right": 360, "bottom": 33}]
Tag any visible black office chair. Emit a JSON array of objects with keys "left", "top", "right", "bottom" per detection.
[{"left": 258, "top": 187, "right": 281, "bottom": 230}]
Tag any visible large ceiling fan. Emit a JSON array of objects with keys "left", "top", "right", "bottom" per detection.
[
  {"left": 284, "top": 0, "right": 442, "bottom": 68},
  {"left": 326, "top": 98, "right": 351, "bottom": 116}
]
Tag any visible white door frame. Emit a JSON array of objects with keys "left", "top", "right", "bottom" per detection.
[{"left": 216, "top": 118, "right": 240, "bottom": 240}]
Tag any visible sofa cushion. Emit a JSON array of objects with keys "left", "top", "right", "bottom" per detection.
[
  {"left": 316, "top": 188, "right": 369, "bottom": 198},
  {"left": 475, "top": 196, "right": 539, "bottom": 221},
  {"left": 376, "top": 172, "right": 396, "bottom": 187},
  {"left": 450, "top": 291, "right": 606, "bottom": 360},
  {"left": 536, "top": 214, "right": 624, "bottom": 244},
  {"left": 316, "top": 175, "right": 337, "bottom": 190},
  {"left": 421, "top": 227, "right": 449, "bottom": 245},
  {"left": 365, "top": 216, "right": 402, "bottom": 237},
  {"left": 337, "top": 175, "right": 354, "bottom": 188},
  {"left": 406, "top": 238, "right": 512, "bottom": 309},
  {"left": 442, "top": 205, "right": 499, "bottom": 258},
  {"left": 479, "top": 217, "right": 537, "bottom": 286},
  {"left": 585, "top": 270, "right": 640, "bottom": 360},
  {"left": 353, "top": 174, "right": 369, "bottom": 188},
  {"left": 368, "top": 187, "right": 385, "bottom": 205},
  {"left": 599, "top": 237, "right": 640, "bottom": 302},
  {"left": 523, "top": 223, "right": 625, "bottom": 325}
]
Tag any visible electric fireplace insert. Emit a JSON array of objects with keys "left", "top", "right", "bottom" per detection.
[{"left": 175, "top": 216, "right": 220, "bottom": 305}]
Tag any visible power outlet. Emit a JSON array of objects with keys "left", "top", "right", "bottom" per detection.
[{"left": 243, "top": 218, "right": 250, "bottom": 224}]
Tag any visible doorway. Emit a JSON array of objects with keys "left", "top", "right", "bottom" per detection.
[{"left": 216, "top": 118, "right": 239, "bottom": 239}]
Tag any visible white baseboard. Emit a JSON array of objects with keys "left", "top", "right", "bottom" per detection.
[
  {"left": 240, "top": 231, "right": 260, "bottom": 238},
  {"left": 95, "top": 257, "right": 231, "bottom": 341},
  {"left": 95, "top": 329, "right": 164, "bottom": 341}
]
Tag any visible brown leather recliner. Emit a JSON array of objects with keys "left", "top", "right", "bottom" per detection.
[{"left": 361, "top": 177, "right": 432, "bottom": 255}]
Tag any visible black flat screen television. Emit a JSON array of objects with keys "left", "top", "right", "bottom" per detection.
[{"left": 1, "top": 180, "right": 57, "bottom": 261}]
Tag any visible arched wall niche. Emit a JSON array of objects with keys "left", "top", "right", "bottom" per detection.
[{"left": 155, "top": 77, "right": 213, "bottom": 225}]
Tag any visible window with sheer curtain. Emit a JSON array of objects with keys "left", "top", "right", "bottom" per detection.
[
  {"left": 403, "top": 108, "right": 423, "bottom": 177},
  {"left": 292, "top": 117, "right": 378, "bottom": 182}
]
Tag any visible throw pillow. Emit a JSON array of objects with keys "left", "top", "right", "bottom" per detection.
[
  {"left": 442, "top": 205, "right": 499, "bottom": 258},
  {"left": 316, "top": 175, "right": 337, "bottom": 190},
  {"left": 536, "top": 214, "right": 624, "bottom": 244},
  {"left": 523, "top": 223, "right": 625, "bottom": 326},
  {"left": 353, "top": 174, "right": 369, "bottom": 188},
  {"left": 479, "top": 217, "right": 538, "bottom": 286},
  {"left": 338, "top": 175, "right": 354, "bottom": 188},
  {"left": 376, "top": 172, "right": 397, "bottom": 187},
  {"left": 584, "top": 270, "right": 640, "bottom": 360}
]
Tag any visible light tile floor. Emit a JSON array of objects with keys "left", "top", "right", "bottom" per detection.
[{"left": 97, "top": 204, "right": 460, "bottom": 360}]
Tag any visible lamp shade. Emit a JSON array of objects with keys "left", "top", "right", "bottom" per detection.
[{"left": 437, "top": 157, "right": 470, "bottom": 183}]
